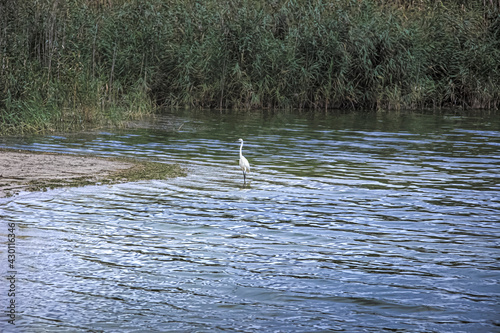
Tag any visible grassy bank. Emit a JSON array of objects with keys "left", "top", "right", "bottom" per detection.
[{"left": 1, "top": 0, "right": 499, "bottom": 134}]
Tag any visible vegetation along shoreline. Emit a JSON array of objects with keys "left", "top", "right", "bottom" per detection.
[{"left": 1, "top": 0, "right": 499, "bottom": 135}]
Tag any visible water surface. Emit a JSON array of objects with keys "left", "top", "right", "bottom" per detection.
[{"left": 1, "top": 110, "right": 499, "bottom": 332}]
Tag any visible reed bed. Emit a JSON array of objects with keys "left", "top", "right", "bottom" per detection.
[{"left": 1, "top": 0, "right": 499, "bottom": 134}]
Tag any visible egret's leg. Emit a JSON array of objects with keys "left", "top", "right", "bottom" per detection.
[{"left": 243, "top": 171, "right": 246, "bottom": 184}]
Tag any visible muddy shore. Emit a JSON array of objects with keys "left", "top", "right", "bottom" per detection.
[{"left": 0, "top": 149, "right": 184, "bottom": 197}]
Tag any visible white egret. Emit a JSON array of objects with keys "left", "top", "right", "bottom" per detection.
[{"left": 238, "top": 138, "right": 250, "bottom": 184}]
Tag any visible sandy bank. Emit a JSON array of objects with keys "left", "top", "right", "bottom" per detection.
[{"left": 0, "top": 149, "right": 183, "bottom": 197}]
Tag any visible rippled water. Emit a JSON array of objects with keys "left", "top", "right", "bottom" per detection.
[{"left": 1, "top": 110, "right": 499, "bottom": 332}]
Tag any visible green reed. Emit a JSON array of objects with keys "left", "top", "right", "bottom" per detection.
[{"left": 1, "top": 0, "right": 499, "bottom": 134}]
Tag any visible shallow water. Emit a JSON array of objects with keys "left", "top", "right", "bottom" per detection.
[{"left": 1, "top": 110, "right": 499, "bottom": 332}]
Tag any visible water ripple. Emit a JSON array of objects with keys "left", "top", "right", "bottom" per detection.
[{"left": 1, "top": 111, "right": 499, "bottom": 332}]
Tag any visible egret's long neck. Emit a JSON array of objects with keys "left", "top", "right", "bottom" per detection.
[{"left": 239, "top": 141, "right": 243, "bottom": 157}]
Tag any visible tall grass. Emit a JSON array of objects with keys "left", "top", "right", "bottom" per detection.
[{"left": 1, "top": 0, "right": 499, "bottom": 134}]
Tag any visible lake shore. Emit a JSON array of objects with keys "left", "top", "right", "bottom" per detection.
[
  {"left": 0, "top": 148, "right": 185, "bottom": 197},
  {"left": 2, "top": 1, "right": 498, "bottom": 136}
]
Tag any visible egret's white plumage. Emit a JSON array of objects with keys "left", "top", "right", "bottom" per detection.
[{"left": 238, "top": 138, "right": 250, "bottom": 184}]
